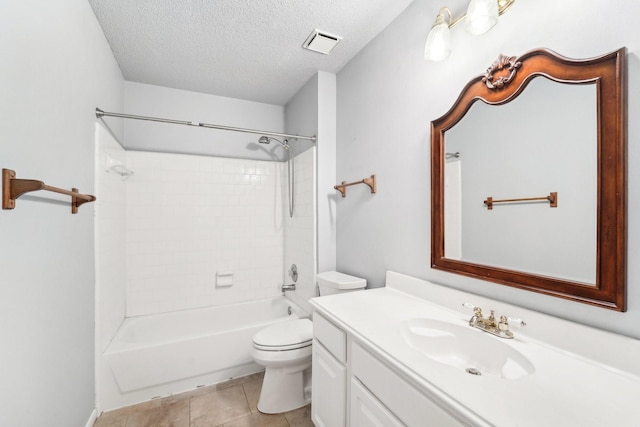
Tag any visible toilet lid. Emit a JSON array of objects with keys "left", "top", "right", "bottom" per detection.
[{"left": 253, "top": 319, "right": 313, "bottom": 351}]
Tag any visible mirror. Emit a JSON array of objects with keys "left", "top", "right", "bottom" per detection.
[
  {"left": 431, "top": 48, "right": 626, "bottom": 311},
  {"left": 445, "top": 78, "right": 598, "bottom": 283}
]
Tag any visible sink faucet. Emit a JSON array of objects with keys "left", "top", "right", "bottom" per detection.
[
  {"left": 281, "top": 283, "right": 296, "bottom": 292},
  {"left": 463, "top": 303, "right": 526, "bottom": 339}
]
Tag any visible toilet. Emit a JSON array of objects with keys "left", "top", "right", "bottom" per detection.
[
  {"left": 250, "top": 271, "right": 366, "bottom": 414},
  {"left": 251, "top": 318, "right": 313, "bottom": 414},
  {"left": 316, "top": 271, "right": 367, "bottom": 296}
]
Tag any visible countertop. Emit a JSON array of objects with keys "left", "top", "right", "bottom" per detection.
[{"left": 310, "top": 272, "right": 640, "bottom": 426}]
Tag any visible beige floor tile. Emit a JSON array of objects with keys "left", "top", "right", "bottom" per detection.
[
  {"left": 222, "top": 412, "right": 289, "bottom": 427},
  {"left": 93, "top": 373, "right": 311, "bottom": 427},
  {"left": 125, "top": 399, "right": 189, "bottom": 427},
  {"left": 283, "top": 404, "right": 313, "bottom": 427},
  {"left": 242, "top": 379, "right": 262, "bottom": 414},
  {"left": 161, "top": 384, "right": 217, "bottom": 406},
  {"left": 100, "top": 399, "right": 163, "bottom": 420},
  {"left": 191, "top": 385, "right": 252, "bottom": 426},
  {"left": 217, "top": 372, "right": 265, "bottom": 391},
  {"left": 94, "top": 412, "right": 127, "bottom": 427}
]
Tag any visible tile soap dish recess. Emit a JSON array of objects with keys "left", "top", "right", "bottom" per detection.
[
  {"left": 105, "top": 153, "right": 134, "bottom": 179},
  {"left": 216, "top": 271, "right": 233, "bottom": 287}
]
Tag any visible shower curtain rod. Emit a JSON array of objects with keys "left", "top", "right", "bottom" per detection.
[{"left": 95, "top": 108, "right": 317, "bottom": 143}]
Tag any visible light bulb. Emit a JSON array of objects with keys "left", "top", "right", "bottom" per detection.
[
  {"left": 465, "top": 0, "right": 498, "bottom": 35},
  {"left": 424, "top": 8, "right": 452, "bottom": 62}
]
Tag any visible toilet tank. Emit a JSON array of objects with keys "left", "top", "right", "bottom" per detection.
[{"left": 316, "top": 271, "right": 366, "bottom": 296}]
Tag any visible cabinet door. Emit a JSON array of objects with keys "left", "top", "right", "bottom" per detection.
[
  {"left": 312, "top": 339, "right": 346, "bottom": 427},
  {"left": 352, "top": 342, "right": 464, "bottom": 427},
  {"left": 350, "top": 378, "right": 404, "bottom": 427}
]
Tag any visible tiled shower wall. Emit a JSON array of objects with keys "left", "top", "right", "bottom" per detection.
[
  {"left": 125, "top": 151, "right": 286, "bottom": 316},
  {"left": 283, "top": 148, "right": 317, "bottom": 314}
]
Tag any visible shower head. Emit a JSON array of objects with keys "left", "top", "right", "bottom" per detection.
[{"left": 258, "top": 136, "right": 289, "bottom": 150}]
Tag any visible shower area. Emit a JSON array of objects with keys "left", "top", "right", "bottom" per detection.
[{"left": 94, "top": 89, "right": 318, "bottom": 411}]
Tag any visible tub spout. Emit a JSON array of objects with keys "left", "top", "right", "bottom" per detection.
[{"left": 282, "top": 284, "right": 296, "bottom": 292}]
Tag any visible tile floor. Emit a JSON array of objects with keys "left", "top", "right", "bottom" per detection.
[{"left": 94, "top": 372, "right": 314, "bottom": 427}]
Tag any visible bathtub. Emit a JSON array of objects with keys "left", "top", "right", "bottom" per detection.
[{"left": 104, "top": 297, "right": 307, "bottom": 395}]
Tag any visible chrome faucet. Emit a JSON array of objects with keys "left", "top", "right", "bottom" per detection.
[
  {"left": 463, "top": 303, "right": 526, "bottom": 339},
  {"left": 281, "top": 283, "right": 296, "bottom": 292}
]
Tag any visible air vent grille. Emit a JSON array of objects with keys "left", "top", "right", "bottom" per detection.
[{"left": 302, "top": 29, "right": 342, "bottom": 55}]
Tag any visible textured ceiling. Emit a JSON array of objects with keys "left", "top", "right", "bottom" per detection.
[{"left": 88, "top": 0, "right": 415, "bottom": 106}]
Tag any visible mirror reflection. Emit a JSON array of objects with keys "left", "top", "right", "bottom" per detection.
[{"left": 444, "top": 77, "right": 597, "bottom": 284}]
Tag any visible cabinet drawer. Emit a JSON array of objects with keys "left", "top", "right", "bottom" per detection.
[
  {"left": 350, "top": 378, "right": 404, "bottom": 427},
  {"left": 314, "top": 312, "right": 346, "bottom": 363},
  {"left": 352, "top": 342, "right": 464, "bottom": 427}
]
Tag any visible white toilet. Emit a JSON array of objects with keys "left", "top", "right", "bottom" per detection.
[
  {"left": 250, "top": 271, "right": 366, "bottom": 414},
  {"left": 251, "top": 318, "right": 314, "bottom": 413},
  {"left": 316, "top": 271, "right": 367, "bottom": 296}
]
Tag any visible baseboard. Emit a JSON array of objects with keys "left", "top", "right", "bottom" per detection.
[{"left": 85, "top": 408, "right": 97, "bottom": 427}]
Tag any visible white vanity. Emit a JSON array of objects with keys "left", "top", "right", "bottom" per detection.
[{"left": 309, "top": 271, "right": 640, "bottom": 426}]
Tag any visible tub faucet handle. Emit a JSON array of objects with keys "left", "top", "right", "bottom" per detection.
[{"left": 288, "top": 264, "right": 298, "bottom": 282}]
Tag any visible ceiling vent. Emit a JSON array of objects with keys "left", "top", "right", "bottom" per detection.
[{"left": 302, "top": 29, "right": 342, "bottom": 55}]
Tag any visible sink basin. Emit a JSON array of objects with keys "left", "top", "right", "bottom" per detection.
[{"left": 400, "top": 318, "right": 535, "bottom": 379}]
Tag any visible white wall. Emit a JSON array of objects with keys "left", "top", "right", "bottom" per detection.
[
  {"left": 0, "top": 0, "right": 124, "bottom": 425},
  {"left": 285, "top": 74, "right": 318, "bottom": 159},
  {"left": 316, "top": 72, "right": 338, "bottom": 274},
  {"left": 336, "top": 0, "right": 640, "bottom": 338},
  {"left": 285, "top": 71, "right": 337, "bottom": 294},
  {"left": 123, "top": 82, "right": 285, "bottom": 160},
  {"left": 95, "top": 125, "right": 127, "bottom": 351},
  {"left": 125, "top": 151, "right": 285, "bottom": 316},
  {"left": 284, "top": 73, "right": 319, "bottom": 309},
  {"left": 94, "top": 124, "right": 127, "bottom": 414},
  {"left": 285, "top": 71, "right": 336, "bottom": 272}
]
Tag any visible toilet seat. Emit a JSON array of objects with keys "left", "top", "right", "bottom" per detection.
[{"left": 253, "top": 319, "right": 313, "bottom": 351}]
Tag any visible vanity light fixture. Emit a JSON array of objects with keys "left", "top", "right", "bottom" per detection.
[{"left": 424, "top": 0, "right": 515, "bottom": 62}]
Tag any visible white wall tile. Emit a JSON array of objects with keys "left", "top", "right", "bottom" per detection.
[
  {"left": 125, "top": 151, "right": 286, "bottom": 316},
  {"left": 283, "top": 148, "right": 317, "bottom": 314}
]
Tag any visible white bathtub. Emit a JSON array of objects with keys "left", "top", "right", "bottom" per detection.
[{"left": 104, "top": 297, "right": 307, "bottom": 395}]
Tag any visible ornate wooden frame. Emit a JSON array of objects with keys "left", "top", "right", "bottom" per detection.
[{"left": 430, "top": 48, "right": 627, "bottom": 311}]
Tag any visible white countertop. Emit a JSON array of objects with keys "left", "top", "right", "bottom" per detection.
[{"left": 310, "top": 272, "right": 640, "bottom": 427}]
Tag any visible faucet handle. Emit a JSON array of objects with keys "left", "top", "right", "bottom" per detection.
[
  {"left": 462, "top": 302, "right": 483, "bottom": 325},
  {"left": 288, "top": 264, "right": 298, "bottom": 282},
  {"left": 462, "top": 302, "right": 479, "bottom": 311},
  {"left": 462, "top": 302, "right": 483, "bottom": 318},
  {"left": 507, "top": 317, "right": 526, "bottom": 327}
]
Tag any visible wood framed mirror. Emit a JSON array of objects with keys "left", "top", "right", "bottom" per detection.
[{"left": 431, "top": 48, "right": 626, "bottom": 311}]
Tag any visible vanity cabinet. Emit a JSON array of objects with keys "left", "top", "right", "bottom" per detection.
[
  {"left": 352, "top": 342, "right": 463, "bottom": 427},
  {"left": 312, "top": 313, "right": 347, "bottom": 427},
  {"left": 312, "top": 311, "right": 465, "bottom": 427},
  {"left": 350, "top": 378, "right": 403, "bottom": 427}
]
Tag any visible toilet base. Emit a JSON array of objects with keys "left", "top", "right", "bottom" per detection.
[{"left": 257, "top": 365, "right": 312, "bottom": 414}]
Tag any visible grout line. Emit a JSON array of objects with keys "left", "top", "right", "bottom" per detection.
[{"left": 241, "top": 383, "right": 250, "bottom": 408}]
